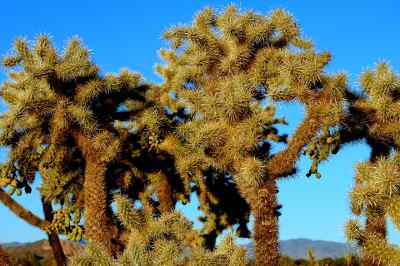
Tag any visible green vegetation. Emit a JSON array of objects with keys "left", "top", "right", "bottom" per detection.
[{"left": 0, "top": 4, "right": 398, "bottom": 266}]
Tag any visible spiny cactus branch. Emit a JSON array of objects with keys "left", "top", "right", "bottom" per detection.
[{"left": 0, "top": 188, "right": 50, "bottom": 229}]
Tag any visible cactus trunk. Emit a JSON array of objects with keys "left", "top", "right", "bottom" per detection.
[
  {"left": 42, "top": 198, "right": 66, "bottom": 266},
  {"left": 154, "top": 172, "right": 174, "bottom": 213},
  {"left": 361, "top": 143, "right": 389, "bottom": 266},
  {"left": 362, "top": 213, "right": 386, "bottom": 266},
  {"left": 73, "top": 131, "right": 117, "bottom": 255},
  {"left": 0, "top": 188, "right": 49, "bottom": 229},
  {"left": 83, "top": 157, "right": 116, "bottom": 255},
  {"left": 253, "top": 179, "right": 280, "bottom": 266}
]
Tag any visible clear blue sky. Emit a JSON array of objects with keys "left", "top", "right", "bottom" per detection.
[{"left": 1, "top": 0, "right": 399, "bottom": 245}]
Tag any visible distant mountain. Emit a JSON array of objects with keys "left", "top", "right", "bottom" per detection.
[
  {"left": 3, "top": 238, "right": 356, "bottom": 261},
  {"left": 1, "top": 242, "right": 24, "bottom": 248},
  {"left": 3, "top": 239, "right": 83, "bottom": 258},
  {"left": 247, "top": 238, "right": 357, "bottom": 259}
]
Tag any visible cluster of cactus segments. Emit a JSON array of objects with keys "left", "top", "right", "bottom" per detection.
[
  {"left": 148, "top": 132, "right": 160, "bottom": 150},
  {"left": 45, "top": 209, "right": 84, "bottom": 241},
  {"left": 0, "top": 164, "right": 32, "bottom": 195},
  {"left": 304, "top": 126, "right": 340, "bottom": 179}
]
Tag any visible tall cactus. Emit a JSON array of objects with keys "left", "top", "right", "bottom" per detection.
[
  {"left": 0, "top": 35, "right": 250, "bottom": 259},
  {"left": 346, "top": 154, "right": 400, "bottom": 266},
  {"left": 344, "top": 64, "right": 400, "bottom": 266},
  {"left": 0, "top": 36, "right": 148, "bottom": 255},
  {"left": 156, "top": 5, "right": 346, "bottom": 265},
  {"left": 305, "top": 63, "right": 400, "bottom": 265}
]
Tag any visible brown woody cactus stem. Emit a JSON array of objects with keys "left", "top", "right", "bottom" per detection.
[
  {"left": 267, "top": 110, "right": 323, "bottom": 180},
  {"left": 73, "top": 131, "right": 117, "bottom": 255},
  {"left": 366, "top": 215, "right": 386, "bottom": 240},
  {"left": 362, "top": 145, "right": 389, "bottom": 266},
  {"left": 363, "top": 211, "right": 386, "bottom": 266},
  {"left": 83, "top": 159, "right": 116, "bottom": 255},
  {"left": 0, "top": 189, "right": 65, "bottom": 265},
  {"left": 155, "top": 172, "right": 174, "bottom": 213},
  {"left": 42, "top": 198, "right": 67, "bottom": 266},
  {"left": 254, "top": 110, "right": 324, "bottom": 266},
  {"left": 253, "top": 179, "right": 279, "bottom": 266},
  {"left": 0, "top": 188, "right": 49, "bottom": 229}
]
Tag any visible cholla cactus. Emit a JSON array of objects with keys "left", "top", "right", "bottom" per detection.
[
  {"left": 70, "top": 195, "right": 249, "bottom": 266},
  {"left": 346, "top": 154, "right": 400, "bottom": 266},
  {"left": 157, "top": 5, "right": 346, "bottom": 265},
  {"left": 0, "top": 35, "right": 249, "bottom": 262},
  {"left": 306, "top": 63, "right": 400, "bottom": 266},
  {"left": 346, "top": 64, "right": 400, "bottom": 266},
  {"left": 115, "top": 92, "right": 251, "bottom": 248},
  {"left": 0, "top": 36, "right": 148, "bottom": 255}
]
